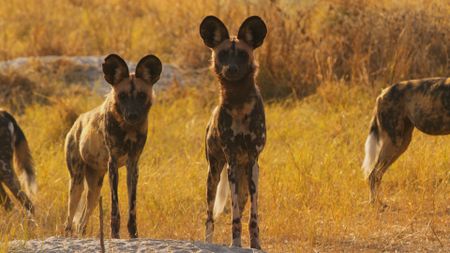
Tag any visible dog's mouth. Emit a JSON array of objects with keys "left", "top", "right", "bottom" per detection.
[
  {"left": 220, "top": 65, "right": 254, "bottom": 82},
  {"left": 124, "top": 114, "right": 143, "bottom": 125},
  {"left": 221, "top": 70, "right": 246, "bottom": 82}
]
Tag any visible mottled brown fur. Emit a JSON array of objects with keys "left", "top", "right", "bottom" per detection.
[
  {"left": 64, "top": 54, "right": 162, "bottom": 238},
  {"left": 0, "top": 110, "right": 35, "bottom": 214},
  {"left": 363, "top": 77, "right": 450, "bottom": 207},
  {"left": 200, "top": 16, "right": 267, "bottom": 249}
]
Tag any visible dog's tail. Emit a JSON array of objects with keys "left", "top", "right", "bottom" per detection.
[
  {"left": 6, "top": 113, "right": 37, "bottom": 195},
  {"left": 362, "top": 112, "right": 381, "bottom": 179},
  {"left": 213, "top": 168, "right": 229, "bottom": 219}
]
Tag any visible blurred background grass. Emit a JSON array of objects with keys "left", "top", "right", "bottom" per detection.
[
  {"left": 0, "top": 0, "right": 449, "bottom": 252},
  {"left": 0, "top": 0, "right": 448, "bottom": 98}
]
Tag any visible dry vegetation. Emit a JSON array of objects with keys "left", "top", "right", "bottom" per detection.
[
  {"left": 1, "top": 84, "right": 448, "bottom": 252},
  {"left": 0, "top": 0, "right": 448, "bottom": 97},
  {"left": 0, "top": 0, "right": 449, "bottom": 252}
]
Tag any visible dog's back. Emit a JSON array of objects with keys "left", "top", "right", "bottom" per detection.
[{"left": 376, "top": 77, "right": 450, "bottom": 135}]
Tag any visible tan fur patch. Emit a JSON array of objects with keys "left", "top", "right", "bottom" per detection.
[{"left": 229, "top": 100, "right": 256, "bottom": 135}]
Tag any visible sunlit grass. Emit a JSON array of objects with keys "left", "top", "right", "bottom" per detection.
[
  {"left": 0, "top": 83, "right": 448, "bottom": 251},
  {"left": 0, "top": 0, "right": 448, "bottom": 251}
]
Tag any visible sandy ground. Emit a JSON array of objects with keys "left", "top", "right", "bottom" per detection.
[{"left": 9, "top": 237, "right": 264, "bottom": 253}]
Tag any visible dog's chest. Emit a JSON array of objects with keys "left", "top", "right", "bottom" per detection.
[
  {"left": 227, "top": 100, "right": 255, "bottom": 135},
  {"left": 109, "top": 130, "right": 140, "bottom": 154},
  {"left": 219, "top": 99, "right": 265, "bottom": 148},
  {"left": 104, "top": 116, "right": 147, "bottom": 163}
]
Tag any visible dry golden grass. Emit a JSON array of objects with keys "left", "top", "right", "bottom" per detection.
[
  {"left": 0, "top": 0, "right": 449, "bottom": 252},
  {"left": 0, "top": 0, "right": 448, "bottom": 97},
  {"left": 0, "top": 83, "right": 448, "bottom": 252}
]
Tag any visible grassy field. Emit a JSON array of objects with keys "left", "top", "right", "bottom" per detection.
[
  {"left": 0, "top": 83, "right": 448, "bottom": 252},
  {"left": 0, "top": 0, "right": 449, "bottom": 252}
]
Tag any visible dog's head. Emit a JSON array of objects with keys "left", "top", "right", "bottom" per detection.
[
  {"left": 102, "top": 54, "right": 162, "bottom": 125},
  {"left": 200, "top": 16, "right": 267, "bottom": 82}
]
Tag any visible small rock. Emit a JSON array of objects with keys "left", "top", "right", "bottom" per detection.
[
  {"left": 8, "top": 237, "right": 265, "bottom": 253},
  {"left": 0, "top": 56, "right": 184, "bottom": 95}
]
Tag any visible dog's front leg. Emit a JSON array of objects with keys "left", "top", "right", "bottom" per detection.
[
  {"left": 126, "top": 158, "right": 139, "bottom": 238},
  {"left": 108, "top": 157, "right": 120, "bottom": 238},
  {"left": 227, "top": 160, "right": 242, "bottom": 248},
  {"left": 248, "top": 160, "right": 261, "bottom": 249}
]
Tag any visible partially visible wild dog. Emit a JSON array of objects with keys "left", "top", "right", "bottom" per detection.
[
  {"left": 0, "top": 110, "right": 36, "bottom": 213},
  {"left": 362, "top": 77, "right": 450, "bottom": 207},
  {"left": 64, "top": 54, "right": 162, "bottom": 238},
  {"left": 200, "top": 16, "right": 267, "bottom": 249}
]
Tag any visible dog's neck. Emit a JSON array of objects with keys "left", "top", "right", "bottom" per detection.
[{"left": 218, "top": 67, "right": 258, "bottom": 106}]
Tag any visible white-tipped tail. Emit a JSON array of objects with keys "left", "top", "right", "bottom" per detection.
[
  {"left": 213, "top": 168, "right": 229, "bottom": 219},
  {"left": 362, "top": 132, "right": 379, "bottom": 178}
]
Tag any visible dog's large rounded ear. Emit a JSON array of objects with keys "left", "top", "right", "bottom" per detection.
[
  {"left": 135, "top": 55, "right": 162, "bottom": 84},
  {"left": 238, "top": 16, "right": 267, "bottom": 49},
  {"left": 102, "top": 54, "right": 130, "bottom": 85},
  {"left": 199, "top": 16, "right": 230, "bottom": 48}
]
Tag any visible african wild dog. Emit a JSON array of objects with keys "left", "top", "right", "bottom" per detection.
[
  {"left": 200, "top": 16, "right": 267, "bottom": 249},
  {"left": 362, "top": 77, "right": 450, "bottom": 207},
  {"left": 0, "top": 110, "right": 36, "bottom": 213},
  {"left": 64, "top": 54, "right": 162, "bottom": 238}
]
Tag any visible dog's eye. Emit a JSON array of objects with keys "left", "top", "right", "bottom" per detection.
[
  {"left": 237, "top": 51, "right": 248, "bottom": 62},
  {"left": 118, "top": 92, "right": 127, "bottom": 100},
  {"left": 217, "top": 51, "right": 228, "bottom": 62},
  {"left": 137, "top": 92, "right": 147, "bottom": 100}
]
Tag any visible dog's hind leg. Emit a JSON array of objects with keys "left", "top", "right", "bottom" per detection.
[
  {"left": 0, "top": 183, "right": 13, "bottom": 211},
  {"left": 369, "top": 117, "right": 414, "bottom": 207},
  {"left": 2, "top": 165, "right": 34, "bottom": 214},
  {"left": 64, "top": 148, "right": 85, "bottom": 235},
  {"left": 76, "top": 168, "right": 104, "bottom": 235},
  {"left": 65, "top": 175, "right": 84, "bottom": 235},
  {"left": 205, "top": 153, "right": 226, "bottom": 243},
  {"left": 0, "top": 133, "right": 33, "bottom": 213}
]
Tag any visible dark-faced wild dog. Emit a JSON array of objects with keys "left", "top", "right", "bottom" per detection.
[
  {"left": 64, "top": 54, "right": 162, "bottom": 238},
  {"left": 200, "top": 16, "right": 267, "bottom": 249},
  {"left": 362, "top": 77, "right": 450, "bottom": 207},
  {"left": 0, "top": 110, "right": 36, "bottom": 213}
]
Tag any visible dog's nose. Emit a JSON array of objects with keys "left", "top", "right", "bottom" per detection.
[
  {"left": 128, "top": 113, "right": 138, "bottom": 121},
  {"left": 228, "top": 65, "right": 238, "bottom": 74}
]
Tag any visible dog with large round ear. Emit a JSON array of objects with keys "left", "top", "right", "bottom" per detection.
[
  {"left": 200, "top": 15, "right": 268, "bottom": 250},
  {"left": 200, "top": 16, "right": 230, "bottom": 48},
  {"left": 102, "top": 54, "right": 130, "bottom": 85},
  {"left": 238, "top": 16, "right": 267, "bottom": 49},
  {"left": 135, "top": 55, "right": 162, "bottom": 84}
]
